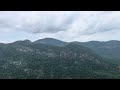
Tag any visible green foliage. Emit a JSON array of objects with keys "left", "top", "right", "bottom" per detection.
[
  {"left": 0, "top": 40, "right": 118, "bottom": 79},
  {"left": 80, "top": 41, "right": 120, "bottom": 60}
]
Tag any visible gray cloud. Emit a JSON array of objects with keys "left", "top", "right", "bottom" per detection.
[
  {"left": 18, "top": 11, "right": 79, "bottom": 33},
  {"left": 0, "top": 11, "right": 120, "bottom": 42},
  {"left": 0, "top": 11, "right": 119, "bottom": 34}
]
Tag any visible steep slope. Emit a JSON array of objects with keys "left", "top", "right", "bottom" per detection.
[
  {"left": 34, "top": 38, "right": 67, "bottom": 46},
  {"left": 0, "top": 40, "right": 118, "bottom": 79}
]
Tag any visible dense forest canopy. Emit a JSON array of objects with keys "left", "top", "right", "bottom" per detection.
[{"left": 0, "top": 38, "right": 119, "bottom": 79}]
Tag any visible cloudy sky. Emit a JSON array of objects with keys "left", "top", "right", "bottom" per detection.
[{"left": 0, "top": 11, "right": 120, "bottom": 43}]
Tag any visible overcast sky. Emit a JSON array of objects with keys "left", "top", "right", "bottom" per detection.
[{"left": 0, "top": 11, "right": 120, "bottom": 43}]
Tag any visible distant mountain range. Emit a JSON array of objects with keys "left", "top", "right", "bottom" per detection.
[
  {"left": 33, "top": 38, "right": 120, "bottom": 59},
  {"left": 0, "top": 38, "right": 119, "bottom": 79},
  {"left": 34, "top": 38, "right": 67, "bottom": 46},
  {"left": 79, "top": 40, "right": 120, "bottom": 59}
]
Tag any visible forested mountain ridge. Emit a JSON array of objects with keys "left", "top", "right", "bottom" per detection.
[
  {"left": 33, "top": 38, "right": 120, "bottom": 59},
  {"left": 0, "top": 39, "right": 119, "bottom": 79},
  {"left": 71, "top": 40, "right": 120, "bottom": 60},
  {"left": 34, "top": 38, "right": 67, "bottom": 46}
]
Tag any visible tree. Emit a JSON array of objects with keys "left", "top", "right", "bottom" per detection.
[{"left": 117, "top": 66, "right": 120, "bottom": 78}]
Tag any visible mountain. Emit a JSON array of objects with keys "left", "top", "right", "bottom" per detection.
[
  {"left": 34, "top": 38, "right": 67, "bottom": 46},
  {"left": 0, "top": 39, "right": 118, "bottom": 79},
  {"left": 78, "top": 40, "right": 120, "bottom": 59},
  {"left": 12, "top": 39, "right": 31, "bottom": 44},
  {"left": 33, "top": 38, "right": 120, "bottom": 60},
  {"left": 0, "top": 43, "right": 4, "bottom": 45}
]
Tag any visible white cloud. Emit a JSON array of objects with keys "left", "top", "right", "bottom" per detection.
[{"left": 0, "top": 11, "right": 120, "bottom": 43}]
